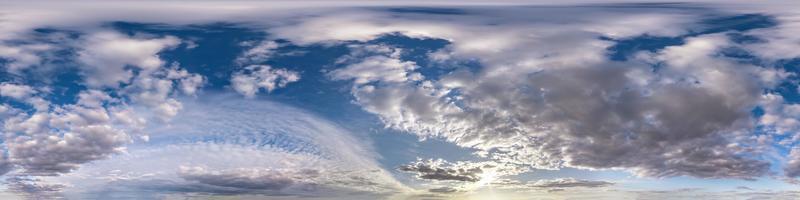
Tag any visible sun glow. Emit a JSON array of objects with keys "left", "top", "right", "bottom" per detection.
[{"left": 475, "top": 169, "right": 498, "bottom": 187}]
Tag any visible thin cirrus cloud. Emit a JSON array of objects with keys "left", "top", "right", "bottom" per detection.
[{"left": 18, "top": 95, "right": 408, "bottom": 199}]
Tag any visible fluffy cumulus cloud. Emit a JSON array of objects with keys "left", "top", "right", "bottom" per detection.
[
  {"left": 0, "top": 43, "right": 52, "bottom": 73},
  {"left": 77, "top": 31, "right": 180, "bottom": 88},
  {"left": 0, "top": 83, "right": 36, "bottom": 100},
  {"left": 2, "top": 90, "right": 130, "bottom": 175},
  {"left": 123, "top": 64, "right": 205, "bottom": 121},
  {"left": 231, "top": 65, "right": 300, "bottom": 98},
  {"left": 0, "top": 25, "right": 204, "bottom": 199},
  {"left": 330, "top": 44, "right": 423, "bottom": 85},
  {"left": 272, "top": 6, "right": 794, "bottom": 181}
]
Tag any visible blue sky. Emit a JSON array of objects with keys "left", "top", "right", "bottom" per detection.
[{"left": 1, "top": 1, "right": 800, "bottom": 199}]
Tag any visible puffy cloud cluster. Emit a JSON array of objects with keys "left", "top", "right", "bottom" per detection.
[
  {"left": 0, "top": 83, "right": 36, "bottom": 100},
  {"left": 291, "top": 10, "right": 786, "bottom": 179},
  {"left": 123, "top": 65, "right": 205, "bottom": 122},
  {"left": 0, "top": 30, "right": 205, "bottom": 186},
  {"left": 330, "top": 44, "right": 423, "bottom": 85},
  {"left": 2, "top": 90, "right": 130, "bottom": 175},
  {"left": 757, "top": 93, "right": 800, "bottom": 144},
  {"left": 229, "top": 39, "right": 300, "bottom": 98},
  {"left": 231, "top": 65, "right": 300, "bottom": 98},
  {"left": 0, "top": 42, "right": 56, "bottom": 74},
  {"left": 0, "top": 83, "right": 48, "bottom": 111},
  {"left": 77, "top": 31, "right": 180, "bottom": 88}
]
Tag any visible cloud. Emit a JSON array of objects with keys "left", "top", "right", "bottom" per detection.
[
  {"left": 230, "top": 65, "right": 300, "bottom": 98},
  {"left": 2, "top": 90, "right": 131, "bottom": 175},
  {"left": 398, "top": 159, "right": 486, "bottom": 182},
  {"left": 236, "top": 40, "right": 280, "bottom": 65},
  {"left": 330, "top": 44, "right": 423, "bottom": 85},
  {"left": 0, "top": 155, "right": 13, "bottom": 177},
  {"left": 77, "top": 31, "right": 180, "bottom": 88},
  {"left": 785, "top": 148, "right": 800, "bottom": 177},
  {"left": 177, "top": 166, "right": 300, "bottom": 190},
  {"left": 26, "top": 95, "right": 409, "bottom": 198},
  {"left": 4, "top": 176, "right": 66, "bottom": 199},
  {"left": 0, "top": 83, "right": 36, "bottom": 100},
  {"left": 0, "top": 44, "right": 47, "bottom": 73},
  {"left": 1, "top": 1, "right": 800, "bottom": 198},
  {"left": 302, "top": 10, "right": 777, "bottom": 179},
  {"left": 736, "top": 186, "right": 754, "bottom": 190},
  {"left": 528, "top": 178, "right": 614, "bottom": 188},
  {"left": 165, "top": 66, "right": 206, "bottom": 96},
  {"left": 0, "top": 78, "right": 192, "bottom": 176},
  {"left": 427, "top": 186, "right": 459, "bottom": 194},
  {"left": 0, "top": 83, "right": 48, "bottom": 111},
  {"left": 122, "top": 64, "right": 205, "bottom": 122}
]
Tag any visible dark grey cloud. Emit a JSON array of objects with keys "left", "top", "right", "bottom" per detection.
[
  {"left": 0, "top": 154, "right": 13, "bottom": 176},
  {"left": 785, "top": 148, "right": 800, "bottom": 178},
  {"left": 398, "top": 159, "right": 496, "bottom": 182},
  {"left": 528, "top": 178, "right": 614, "bottom": 188},
  {"left": 178, "top": 167, "right": 300, "bottom": 190},
  {"left": 547, "top": 188, "right": 565, "bottom": 193},
  {"left": 428, "top": 187, "right": 459, "bottom": 194}
]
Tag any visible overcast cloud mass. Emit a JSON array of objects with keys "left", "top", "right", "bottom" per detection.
[{"left": 2, "top": 0, "right": 800, "bottom": 199}]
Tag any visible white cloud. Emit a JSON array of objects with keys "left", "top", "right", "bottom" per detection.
[
  {"left": 331, "top": 44, "right": 423, "bottom": 85},
  {"left": 0, "top": 43, "right": 53, "bottom": 73},
  {"left": 0, "top": 82, "right": 49, "bottom": 111},
  {"left": 2, "top": 90, "right": 132, "bottom": 176},
  {"left": 77, "top": 31, "right": 180, "bottom": 88},
  {"left": 230, "top": 65, "right": 300, "bottom": 98},
  {"left": 0, "top": 82, "right": 36, "bottom": 100},
  {"left": 236, "top": 40, "right": 280, "bottom": 65},
  {"left": 29, "top": 96, "right": 409, "bottom": 198},
  {"left": 166, "top": 67, "right": 205, "bottom": 96},
  {"left": 308, "top": 13, "right": 776, "bottom": 179}
]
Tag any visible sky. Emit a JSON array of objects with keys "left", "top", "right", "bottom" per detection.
[{"left": 1, "top": 1, "right": 800, "bottom": 199}]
